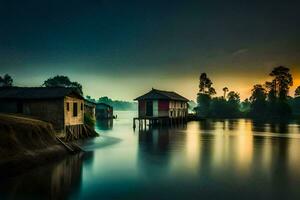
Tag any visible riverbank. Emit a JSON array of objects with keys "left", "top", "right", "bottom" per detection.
[{"left": 0, "top": 114, "right": 69, "bottom": 178}]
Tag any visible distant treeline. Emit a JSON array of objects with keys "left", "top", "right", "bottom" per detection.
[
  {"left": 195, "top": 66, "right": 300, "bottom": 120},
  {"left": 86, "top": 96, "right": 137, "bottom": 111},
  {"left": 2, "top": 67, "right": 300, "bottom": 117}
]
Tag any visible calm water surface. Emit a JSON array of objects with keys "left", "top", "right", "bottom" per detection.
[{"left": 1, "top": 111, "right": 300, "bottom": 200}]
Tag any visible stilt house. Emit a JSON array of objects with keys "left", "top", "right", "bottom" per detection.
[
  {"left": 0, "top": 87, "right": 85, "bottom": 138},
  {"left": 96, "top": 103, "right": 114, "bottom": 119},
  {"left": 134, "top": 88, "right": 189, "bottom": 119},
  {"left": 84, "top": 99, "right": 96, "bottom": 120}
]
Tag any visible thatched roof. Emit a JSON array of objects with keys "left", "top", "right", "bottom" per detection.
[
  {"left": 0, "top": 87, "right": 83, "bottom": 100},
  {"left": 134, "top": 88, "right": 189, "bottom": 102}
]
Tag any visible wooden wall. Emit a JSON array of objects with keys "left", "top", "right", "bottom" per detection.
[
  {"left": 0, "top": 99, "right": 65, "bottom": 131},
  {"left": 64, "top": 96, "right": 84, "bottom": 126},
  {"left": 158, "top": 100, "right": 169, "bottom": 117},
  {"left": 169, "top": 101, "right": 188, "bottom": 118},
  {"left": 137, "top": 99, "right": 188, "bottom": 118},
  {"left": 138, "top": 100, "right": 146, "bottom": 117},
  {"left": 0, "top": 100, "right": 19, "bottom": 113},
  {"left": 0, "top": 96, "right": 85, "bottom": 138},
  {"left": 23, "top": 99, "right": 65, "bottom": 130}
]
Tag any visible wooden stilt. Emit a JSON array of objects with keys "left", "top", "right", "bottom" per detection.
[
  {"left": 133, "top": 118, "right": 136, "bottom": 129},
  {"left": 133, "top": 115, "right": 188, "bottom": 130}
]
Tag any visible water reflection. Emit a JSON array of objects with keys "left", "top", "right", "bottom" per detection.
[
  {"left": 96, "top": 119, "right": 113, "bottom": 130},
  {"left": 137, "top": 128, "right": 171, "bottom": 177},
  {"left": 138, "top": 128, "right": 170, "bottom": 154},
  {"left": 0, "top": 152, "right": 92, "bottom": 200},
  {"left": 135, "top": 119, "right": 300, "bottom": 199},
  {"left": 2, "top": 113, "right": 300, "bottom": 199}
]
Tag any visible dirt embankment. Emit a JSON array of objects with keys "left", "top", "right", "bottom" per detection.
[{"left": 0, "top": 114, "right": 68, "bottom": 177}]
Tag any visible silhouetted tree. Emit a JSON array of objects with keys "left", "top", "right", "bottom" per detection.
[
  {"left": 196, "top": 73, "right": 216, "bottom": 117},
  {"left": 291, "top": 96, "right": 300, "bottom": 116},
  {"left": 241, "top": 98, "right": 251, "bottom": 114},
  {"left": 295, "top": 86, "right": 300, "bottom": 97},
  {"left": 227, "top": 91, "right": 240, "bottom": 102},
  {"left": 264, "top": 66, "right": 293, "bottom": 118},
  {"left": 98, "top": 96, "right": 137, "bottom": 110},
  {"left": 250, "top": 85, "right": 267, "bottom": 101},
  {"left": 43, "top": 75, "right": 83, "bottom": 95},
  {"left": 85, "top": 95, "right": 96, "bottom": 103},
  {"left": 198, "top": 73, "right": 216, "bottom": 95},
  {"left": 222, "top": 87, "right": 229, "bottom": 99},
  {"left": 269, "top": 66, "right": 293, "bottom": 100},
  {"left": 264, "top": 81, "right": 277, "bottom": 115},
  {"left": 249, "top": 84, "right": 267, "bottom": 118},
  {"left": 210, "top": 97, "right": 228, "bottom": 118},
  {"left": 194, "top": 66, "right": 297, "bottom": 119},
  {"left": 209, "top": 91, "right": 241, "bottom": 118},
  {"left": 226, "top": 91, "right": 240, "bottom": 117},
  {"left": 0, "top": 74, "right": 13, "bottom": 87}
]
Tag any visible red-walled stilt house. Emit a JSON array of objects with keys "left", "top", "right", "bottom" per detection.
[{"left": 133, "top": 89, "right": 189, "bottom": 128}]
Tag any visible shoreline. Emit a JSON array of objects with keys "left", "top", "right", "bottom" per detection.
[
  {"left": 0, "top": 144, "right": 69, "bottom": 179},
  {"left": 0, "top": 113, "right": 98, "bottom": 179},
  {"left": 0, "top": 135, "right": 122, "bottom": 179}
]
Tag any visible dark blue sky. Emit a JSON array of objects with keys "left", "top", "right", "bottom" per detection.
[{"left": 1, "top": 0, "right": 300, "bottom": 100}]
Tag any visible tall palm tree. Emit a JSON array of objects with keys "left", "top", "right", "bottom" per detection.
[{"left": 223, "top": 87, "right": 229, "bottom": 99}]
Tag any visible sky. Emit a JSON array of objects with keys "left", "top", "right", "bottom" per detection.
[{"left": 0, "top": 0, "right": 300, "bottom": 101}]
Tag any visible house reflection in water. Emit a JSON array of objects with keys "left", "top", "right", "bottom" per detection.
[
  {"left": 96, "top": 119, "right": 113, "bottom": 130},
  {"left": 138, "top": 128, "right": 170, "bottom": 153},
  {"left": 0, "top": 152, "right": 93, "bottom": 200},
  {"left": 137, "top": 128, "right": 172, "bottom": 176}
]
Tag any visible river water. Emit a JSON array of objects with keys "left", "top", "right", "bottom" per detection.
[{"left": 1, "top": 111, "right": 300, "bottom": 200}]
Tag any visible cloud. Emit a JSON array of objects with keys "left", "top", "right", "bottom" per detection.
[{"left": 232, "top": 49, "right": 249, "bottom": 57}]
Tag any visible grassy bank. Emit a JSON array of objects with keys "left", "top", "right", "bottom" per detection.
[{"left": 0, "top": 114, "right": 68, "bottom": 178}]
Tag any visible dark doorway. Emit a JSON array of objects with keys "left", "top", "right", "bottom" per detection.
[{"left": 146, "top": 101, "right": 153, "bottom": 116}]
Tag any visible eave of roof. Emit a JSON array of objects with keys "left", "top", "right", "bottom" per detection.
[
  {"left": 134, "top": 88, "right": 189, "bottom": 102},
  {"left": 0, "top": 87, "right": 84, "bottom": 100}
]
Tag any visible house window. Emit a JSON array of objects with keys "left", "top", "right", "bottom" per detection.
[
  {"left": 67, "top": 103, "right": 70, "bottom": 111},
  {"left": 73, "top": 103, "right": 78, "bottom": 117},
  {"left": 81, "top": 103, "right": 83, "bottom": 111}
]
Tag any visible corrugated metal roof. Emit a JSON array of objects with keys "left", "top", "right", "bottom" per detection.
[
  {"left": 0, "top": 87, "right": 83, "bottom": 100},
  {"left": 134, "top": 88, "right": 189, "bottom": 102}
]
